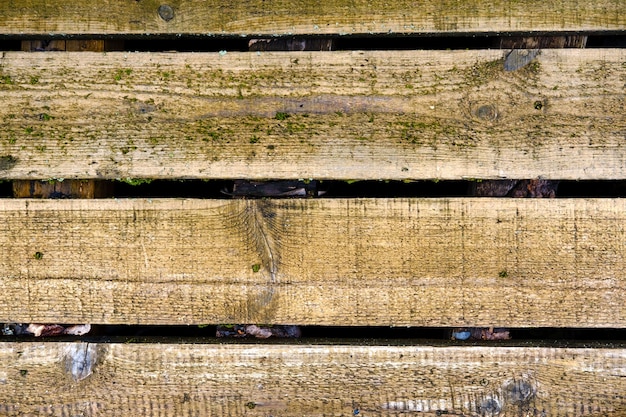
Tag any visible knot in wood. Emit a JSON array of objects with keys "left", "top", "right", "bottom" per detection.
[
  {"left": 471, "top": 103, "right": 498, "bottom": 122},
  {"left": 158, "top": 4, "right": 175, "bottom": 21}
]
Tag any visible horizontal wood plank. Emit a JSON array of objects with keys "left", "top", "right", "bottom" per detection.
[
  {"left": 0, "top": 49, "right": 624, "bottom": 181},
  {"left": 0, "top": 342, "right": 624, "bottom": 416},
  {"left": 0, "top": 198, "right": 624, "bottom": 326},
  {"left": 1, "top": 0, "right": 624, "bottom": 35}
]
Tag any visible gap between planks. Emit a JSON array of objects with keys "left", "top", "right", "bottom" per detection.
[{"left": 0, "top": 198, "right": 624, "bottom": 327}]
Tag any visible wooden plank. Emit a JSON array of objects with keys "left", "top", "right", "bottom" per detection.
[
  {"left": 0, "top": 49, "right": 624, "bottom": 181},
  {"left": 0, "top": 342, "right": 624, "bottom": 416},
  {"left": 0, "top": 0, "right": 624, "bottom": 36},
  {"left": 471, "top": 34, "right": 587, "bottom": 197},
  {"left": 0, "top": 198, "right": 624, "bottom": 326},
  {"left": 13, "top": 39, "right": 119, "bottom": 198}
]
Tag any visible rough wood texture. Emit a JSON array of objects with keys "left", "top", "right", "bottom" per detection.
[
  {"left": 0, "top": 198, "right": 624, "bottom": 326},
  {"left": 0, "top": 49, "right": 624, "bottom": 180},
  {"left": 0, "top": 342, "right": 624, "bottom": 416},
  {"left": 472, "top": 34, "right": 587, "bottom": 197},
  {"left": 12, "top": 39, "right": 120, "bottom": 198},
  {"left": 0, "top": 0, "right": 624, "bottom": 35}
]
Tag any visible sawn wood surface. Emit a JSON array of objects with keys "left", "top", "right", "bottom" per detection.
[{"left": 0, "top": 198, "right": 624, "bottom": 326}]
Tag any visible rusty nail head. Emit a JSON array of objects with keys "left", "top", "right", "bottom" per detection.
[{"left": 158, "top": 4, "right": 175, "bottom": 21}]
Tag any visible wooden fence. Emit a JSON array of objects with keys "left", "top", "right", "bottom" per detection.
[{"left": 0, "top": 1, "right": 625, "bottom": 415}]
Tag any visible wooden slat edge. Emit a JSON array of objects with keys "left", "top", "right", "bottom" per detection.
[
  {"left": 1, "top": 198, "right": 624, "bottom": 326},
  {"left": 0, "top": 0, "right": 624, "bottom": 35},
  {"left": 0, "top": 49, "right": 624, "bottom": 180},
  {"left": 0, "top": 342, "right": 624, "bottom": 416}
]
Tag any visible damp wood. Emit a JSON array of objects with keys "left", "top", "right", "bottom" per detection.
[{"left": 0, "top": 49, "right": 624, "bottom": 181}]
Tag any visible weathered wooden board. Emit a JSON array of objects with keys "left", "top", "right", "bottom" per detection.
[
  {"left": 12, "top": 39, "right": 121, "bottom": 199},
  {"left": 1, "top": 198, "right": 624, "bottom": 326},
  {"left": 1, "top": 0, "right": 624, "bottom": 35},
  {"left": 0, "top": 342, "right": 624, "bottom": 416},
  {"left": 0, "top": 49, "right": 624, "bottom": 181}
]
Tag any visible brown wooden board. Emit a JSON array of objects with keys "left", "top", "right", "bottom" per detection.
[
  {"left": 0, "top": 0, "right": 624, "bottom": 36},
  {"left": 0, "top": 342, "right": 624, "bottom": 416},
  {"left": 0, "top": 198, "right": 624, "bottom": 327},
  {"left": 12, "top": 39, "right": 120, "bottom": 198},
  {"left": 0, "top": 49, "right": 624, "bottom": 181}
]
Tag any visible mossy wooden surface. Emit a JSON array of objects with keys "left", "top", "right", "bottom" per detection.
[
  {"left": 0, "top": 49, "right": 624, "bottom": 180},
  {"left": 1, "top": 0, "right": 624, "bottom": 35},
  {"left": 12, "top": 39, "right": 119, "bottom": 199},
  {"left": 0, "top": 198, "right": 624, "bottom": 326},
  {"left": 0, "top": 342, "right": 624, "bottom": 416}
]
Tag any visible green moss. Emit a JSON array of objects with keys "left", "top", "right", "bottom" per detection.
[
  {"left": 249, "top": 135, "right": 260, "bottom": 144},
  {"left": 498, "top": 270, "right": 508, "bottom": 279},
  {"left": 39, "top": 113, "right": 53, "bottom": 121},
  {"left": 45, "top": 177, "right": 64, "bottom": 183},
  {"left": 0, "top": 75, "right": 13, "bottom": 85},
  {"left": 275, "top": 112, "right": 289, "bottom": 121},
  {"left": 252, "top": 264, "right": 261, "bottom": 273},
  {"left": 120, "top": 146, "right": 137, "bottom": 155},
  {"left": 0, "top": 155, "right": 17, "bottom": 170},
  {"left": 114, "top": 68, "right": 133, "bottom": 82},
  {"left": 29, "top": 76, "right": 39, "bottom": 85},
  {"left": 118, "top": 178, "right": 152, "bottom": 186},
  {"left": 463, "top": 59, "right": 503, "bottom": 87},
  {"left": 528, "top": 61, "right": 541, "bottom": 74},
  {"left": 399, "top": 120, "right": 441, "bottom": 144},
  {"left": 33, "top": 252, "right": 44, "bottom": 260}
]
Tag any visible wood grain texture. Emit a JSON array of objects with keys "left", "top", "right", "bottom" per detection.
[
  {"left": 0, "top": 0, "right": 624, "bottom": 35},
  {"left": 0, "top": 49, "right": 624, "bottom": 181},
  {"left": 0, "top": 342, "right": 624, "bottom": 416},
  {"left": 12, "top": 39, "right": 120, "bottom": 198},
  {"left": 0, "top": 198, "right": 624, "bottom": 327}
]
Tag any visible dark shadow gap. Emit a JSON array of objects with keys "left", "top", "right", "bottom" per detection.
[
  {"left": 0, "top": 34, "right": 624, "bottom": 52},
  {"left": 2, "top": 180, "right": 626, "bottom": 199},
  {"left": 3, "top": 325, "right": 626, "bottom": 342}
]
